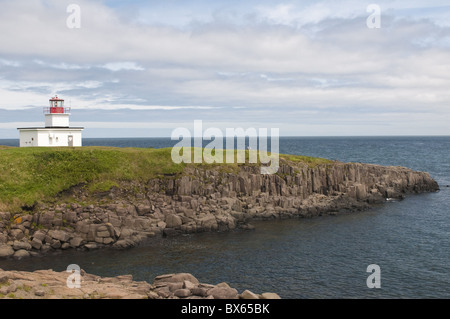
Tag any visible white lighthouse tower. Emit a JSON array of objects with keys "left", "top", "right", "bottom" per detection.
[{"left": 18, "top": 96, "right": 84, "bottom": 147}]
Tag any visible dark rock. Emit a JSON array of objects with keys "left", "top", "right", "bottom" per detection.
[{"left": 163, "top": 228, "right": 182, "bottom": 237}]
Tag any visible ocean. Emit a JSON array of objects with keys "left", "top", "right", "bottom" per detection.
[{"left": 0, "top": 136, "right": 449, "bottom": 298}]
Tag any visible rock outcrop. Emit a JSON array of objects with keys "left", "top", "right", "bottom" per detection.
[
  {"left": 0, "top": 269, "right": 280, "bottom": 299},
  {"left": 0, "top": 160, "right": 439, "bottom": 257}
]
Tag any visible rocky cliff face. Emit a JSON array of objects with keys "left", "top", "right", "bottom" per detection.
[{"left": 0, "top": 160, "right": 439, "bottom": 258}]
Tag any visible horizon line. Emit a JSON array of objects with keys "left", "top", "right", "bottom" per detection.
[{"left": 1, "top": 134, "right": 450, "bottom": 140}]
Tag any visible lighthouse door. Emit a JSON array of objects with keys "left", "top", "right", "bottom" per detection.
[{"left": 68, "top": 135, "right": 74, "bottom": 147}]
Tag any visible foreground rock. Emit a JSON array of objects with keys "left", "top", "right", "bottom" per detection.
[
  {"left": 0, "top": 160, "right": 439, "bottom": 257},
  {"left": 0, "top": 269, "right": 280, "bottom": 299}
]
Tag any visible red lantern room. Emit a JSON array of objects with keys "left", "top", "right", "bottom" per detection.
[{"left": 44, "top": 95, "right": 71, "bottom": 114}]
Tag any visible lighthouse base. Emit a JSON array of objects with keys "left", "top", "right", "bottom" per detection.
[{"left": 17, "top": 127, "right": 84, "bottom": 147}]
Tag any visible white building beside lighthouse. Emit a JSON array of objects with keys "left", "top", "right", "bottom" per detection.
[{"left": 18, "top": 96, "right": 84, "bottom": 147}]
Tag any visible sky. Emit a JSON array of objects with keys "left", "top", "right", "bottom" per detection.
[{"left": 0, "top": 0, "right": 449, "bottom": 138}]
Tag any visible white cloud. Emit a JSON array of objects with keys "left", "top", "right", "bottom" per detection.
[
  {"left": 0, "top": 58, "right": 21, "bottom": 67},
  {"left": 101, "top": 62, "right": 145, "bottom": 72},
  {"left": 0, "top": 0, "right": 449, "bottom": 136},
  {"left": 33, "top": 60, "right": 88, "bottom": 70}
]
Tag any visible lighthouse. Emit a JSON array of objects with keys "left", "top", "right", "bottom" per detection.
[{"left": 17, "top": 96, "right": 84, "bottom": 147}]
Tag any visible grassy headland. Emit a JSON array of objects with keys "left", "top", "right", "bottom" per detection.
[{"left": 0, "top": 146, "right": 331, "bottom": 212}]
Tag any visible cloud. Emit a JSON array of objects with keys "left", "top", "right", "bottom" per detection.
[
  {"left": 101, "top": 62, "right": 145, "bottom": 72},
  {"left": 0, "top": 0, "right": 449, "bottom": 137}
]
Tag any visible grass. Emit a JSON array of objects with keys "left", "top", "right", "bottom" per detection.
[
  {"left": 0, "top": 146, "right": 185, "bottom": 211},
  {"left": 279, "top": 153, "right": 333, "bottom": 167},
  {"left": 0, "top": 145, "right": 332, "bottom": 212}
]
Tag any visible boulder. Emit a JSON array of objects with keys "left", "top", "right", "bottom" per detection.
[
  {"left": 0, "top": 233, "right": 7, "bottom": 244},
  {"left": 240, "top": 289, "right": 259, "bottom": 299},
  {"left": 75, "top": 221, "right": 90, "bottom": 234},
  {"left": 51, "top": 240, "right": 61, "bottom": 249},
  {"left": 191, "top": 287, "right": 209, "bottom": 297},
  {"left": 0, "top": 245, "right": 14, "bottom": 257},
  {"left": 119, "top": 228, "right": 136, "bottom": 239},
  {"left": 260, "top": 292, "right": 281, "bottom": 299},
  {"left": 84, "top": 243, "right": 98, "bottom": 250},
  {"left": 165, "top": 214, "right": 182, "bottom": 228},
  {"left": 69, "top": 237, "right": 85, "bottom": 248},
  {"left": 198, "top": 214, "right": 218, "bottom": 231},
  {"left": 96, "top": 231, "right": 111, "bottom": 238},
  {"left": 13, "top": 240, "right": 32, "bottom": 251},
  {"left": 103, "top": 237, "right": 114, "bottom": 245},
  {"left": 49, "top": 230, "right": 71, "bottom": 242},
  {"left": 31, "top": 238, "right": 43, "bottom": 250},
  {"left": 153, "top": 273, "right": 199, "bottom": 285},
  {"left": 183, "top": 280, "right": 197, "bottom": 290},
  {"left": 10, "top": 229, "right": 24, "bottom": 240},
  {"left": 13, "top": 249, "right": 30, "bottom": 258},
  {"left": 136, "top": 205, "right": 151, "bottom": 215},
  {"left": 174, "top": 288, "right": 191, "bottom": 298},
  {"left": 112, "top": 240, "right": 130, "bottom": 249},
  {"left": 156, "top": 221, "right": 167, "bottom": 229},
  {"left": 34, "top": 289, "right": 45, "bottom": 297},
  {"left": 32, "top": 230, "right": 47, "bottom": 242},
  {"left": 207, "top": 286, "right": 239, "bottom": 299}
]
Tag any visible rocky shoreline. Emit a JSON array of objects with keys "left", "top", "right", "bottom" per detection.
[
  {"left": 0, "top": 269, "right": 280, "bottom": 299},
  {"left": 0, "top": 160, "right": 440, "bottom": 259}
]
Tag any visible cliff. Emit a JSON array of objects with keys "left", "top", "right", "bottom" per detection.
[{"left": 0, "top": 147, "right": 440, "bottom": 258}]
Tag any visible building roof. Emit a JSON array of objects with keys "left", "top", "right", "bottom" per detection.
[
  {"left": 49, "top": 95, "right": 64, "bottom": 101},
  {"left": 17, "top": 127, "right": 84, "bottom": 130}
]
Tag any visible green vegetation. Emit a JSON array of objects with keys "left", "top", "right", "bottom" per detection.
[
  {"left": 279, "top": 153, "right": 333, "bottom": 167},
  {"left": 0, "top": 145, "right": 331, "bottom": 212},
  {"left": 0, "top": 146, "right": 185, "bottom": 211}
]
